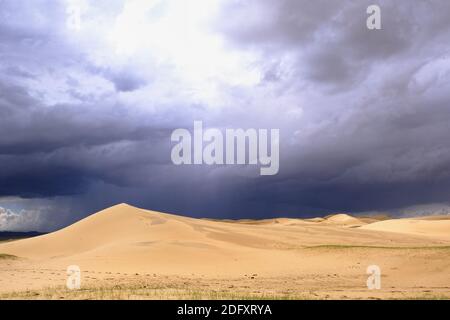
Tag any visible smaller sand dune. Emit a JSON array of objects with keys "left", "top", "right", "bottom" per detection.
[
  {"left": 360, "top": 219, "right": 450, "bottom": 240},
  {"left": 322, "top": 213, "right": 365, "bottom": 227}
]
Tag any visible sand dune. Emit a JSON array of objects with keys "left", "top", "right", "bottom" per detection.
[
  {"left": 360, "top": 218, "right": 450, "bottom": 240},
  {"left": 323, "top": 213, "right": 364, "bottom": 225},
  {"left": 0, "top": 204, "right": 449, "bottom": 299},
  {"left": 2, "top": 205, "right": 446, "bottom": 263}
]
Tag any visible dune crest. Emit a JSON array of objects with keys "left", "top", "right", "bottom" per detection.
[{"left": 322, "top": 213, "right": 365, "bottom": 227}]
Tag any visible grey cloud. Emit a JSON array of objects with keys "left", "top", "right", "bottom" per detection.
[{"left": 218, "top": 0, "right": 450, "bottom": 88}]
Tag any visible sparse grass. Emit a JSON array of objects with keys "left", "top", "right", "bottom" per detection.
[
  {"left": 1, "top": 276, "right": 448, "bottom": 300},
  {"left": 368, "top": 295, "right": 449, "bottom": 300},
  {"left": 0, "top": 285, "right": 314, "bottom": 300},
  {"left": 0, "top": 253, "right": 18, "bottom": 260},
  {"left": 402, "top": 294, "right": 450, "bottom": 300},
  {"left": 2, "top": 284, "right": 448, "bottom": 300}
]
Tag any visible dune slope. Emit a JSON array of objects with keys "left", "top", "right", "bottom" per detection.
[{"left": 359, "top": 218, "right": 450, "bottom": 240}]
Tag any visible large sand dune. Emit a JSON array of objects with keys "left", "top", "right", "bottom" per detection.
[{"left": 0, "top": 204, "right": 449, "bottom": 299}]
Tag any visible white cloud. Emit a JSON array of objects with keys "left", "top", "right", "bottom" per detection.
[{"left": 0, "top": 207, "right": 44, "bottom": 231}]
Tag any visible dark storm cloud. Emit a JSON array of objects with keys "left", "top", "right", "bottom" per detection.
[
  {"left": 212, "top": 0, "right": 450, "bottom": 215},
  {"left": 1, "top": 0, "right": 450, "bottom": 231},
  {"left": 217, "top": 0, "right": 450, "bottom": 87}
]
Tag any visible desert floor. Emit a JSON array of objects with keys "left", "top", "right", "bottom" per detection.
[{"left": 0, "top": 204, "right": 449, "bottom": 300}]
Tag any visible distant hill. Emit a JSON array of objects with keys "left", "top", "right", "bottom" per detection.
[{"left": 0, "top": 231, "right": 45, "bottom": 241}]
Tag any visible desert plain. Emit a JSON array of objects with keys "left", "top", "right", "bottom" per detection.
[{"left": 0, "top": 203, "right": 449, "bottom": 300}]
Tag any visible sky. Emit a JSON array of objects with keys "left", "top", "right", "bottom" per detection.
[{"left": 1, "top": 0, "right": 450, "bottom": 231}]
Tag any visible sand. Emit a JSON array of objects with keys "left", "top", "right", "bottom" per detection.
[
  {"left": 360, "top": 219, "right": 450, "bottom": 240},
  {"left": 0, "top": 204, "right": 449, "bottom": 300}
]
